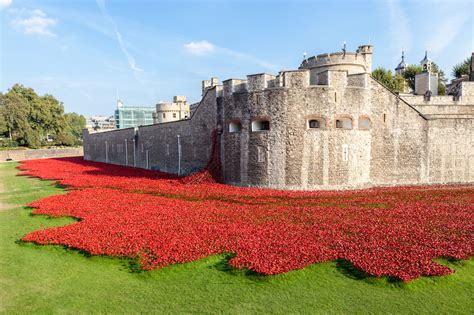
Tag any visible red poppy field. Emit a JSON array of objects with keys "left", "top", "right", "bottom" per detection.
[{"left": 17, "top": 157, "right": 473, "bottom": 281}]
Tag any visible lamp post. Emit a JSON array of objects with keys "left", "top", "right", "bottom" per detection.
[
  {"left": 132, "top": 138, "right": 136, "bottom": 167},
  {"left": 105, "top": 141, "right": 108, "bottom": 163},
  {"left": 177, "top": 135, "right": 181, "bottom": 176},
  {"left": 125, "top": 139, "right": 128, "bottom": 165},
  {"left": 146, "top": 150, "right": 149, "bottom": 169}
]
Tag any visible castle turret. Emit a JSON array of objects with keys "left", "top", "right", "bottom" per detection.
[
  {"left": 395, "top": 50, "right": 406, "bottom": 75},
  {"left": 153, "top": 95, "right": 191, "bottom": 124},
  {"left": 415, "top": 51, "right": 438, "bottom": 96},
  {"left": 202, "top": 77, "right": 219, "bottom": 96},
  {"left": 299, "top": 43, "right": 373, "bottom": 85}
]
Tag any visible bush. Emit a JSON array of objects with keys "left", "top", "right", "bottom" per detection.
[{"left": 0, "top": 138, "right": 19, "bottom": 148}]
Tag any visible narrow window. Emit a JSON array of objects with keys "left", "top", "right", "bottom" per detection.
[
  {"left": 335, "top": 117, "right": 352, "bottom": 129},
  {"left": 163, "top": 113, "right": 166, "bottom": 118},
  {"left": 229, "top": 121, "right": 242, "bottom": 133},
  {"left": 383, "top": 113, "right": 386, "bottom": 123},
  {"left": 251, "top": 120, "right": 270, "bottom": 132},
  {"left": 359, "top": 117, "right": 371, "bottom": 130},
  {"left": 342, "top": 144, "right": 349, "bottom": 162},
  {"left": 173, "top": 113, "right": 177, "bottom": 118}
]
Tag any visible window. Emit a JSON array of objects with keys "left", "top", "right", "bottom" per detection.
[
  {"left": 307, "top": 117, "right": 326, "bottom": 129},
  {"left": 359, "top": 117, "right": 371, "bottom": 130},
  {"left": 309, "top": 120, "right": 320, "bottom": 128},
  {"left": 251, "top": 120, "right": 270, "bottom": 132},
  {"left": 335, "top": 117, "right": 353, "bottom": 129},
  {"left": 342, "top": 144, "right": 349, "bottom": 162},
  {"left": 173, "top": 113, "right": 177, "bottom": 118},
  {"left": 229, "top": 121, "right": 242, "bottom": 133},
  {"left": 162, "top": 113, "right": 166, "bottom": 118}
]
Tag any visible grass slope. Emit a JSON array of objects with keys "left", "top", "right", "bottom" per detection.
[{"left": 0, "top": 162, "right": 473, "bottom": 314}]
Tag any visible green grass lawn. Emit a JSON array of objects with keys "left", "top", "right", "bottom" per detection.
[{"left": 0, "top": 162, "right": 473, "bottom": 314}]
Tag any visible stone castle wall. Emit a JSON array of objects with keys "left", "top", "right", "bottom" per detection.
[
  {"left": 83, "top": 47, "right": 473, "bottom": 190},
  {"left": 0, "top": 147, "right": 83, "bottom": 162},
  {"left": 84, "top": 88, "right": 219, "bottom": 174}
]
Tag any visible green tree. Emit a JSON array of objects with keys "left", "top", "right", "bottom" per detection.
[
  {"left": 0, "top": 94, "right": 7, "bottom": 136},
  {"left": 452, "top": 57, "right": 471, "bottom": 78},
  {"left": 402, "top": 63, "right": 446, "bottom": 95},
  {"left": 402, "top": 65, "right": 422, "bottom": 91},
  {"left": 431, "top": 63, "right": 446, "bottom": 96},
  {"left": 1, "top": 84, "right": 85, "bottom": 148},
  {"left": 371, "top": 68, "right": 405, "bottom": 93},
  {"left": 58, "top": 113, "right": 86, "bottom": 146}
]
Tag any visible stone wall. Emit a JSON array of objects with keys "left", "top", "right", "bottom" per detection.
[
  {"left": 221, "top": 69, "right": 434, "bottom": 190},
  {"left": 426, "top": 118, "right": 473, "bottom": 183},
  {"left": 83, "top": 46, "right": 473, "bottom": 190},
  {"left": 0, "top": 147, "right": 83, "bottom": 162},
  {"left": 84, "top": 87, "right": 219, "bottom": 174}
]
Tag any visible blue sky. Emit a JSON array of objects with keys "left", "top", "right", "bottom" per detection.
[{"left": 1, "top": 0, "right": 473, "bottom": 116}]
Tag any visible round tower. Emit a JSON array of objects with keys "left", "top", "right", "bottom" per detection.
[
  {"left": 299, "top": 44, "right": 373, "bottom": 85},
  {"left": 155, "top": 96, "right": 190, "bottom": 124}
]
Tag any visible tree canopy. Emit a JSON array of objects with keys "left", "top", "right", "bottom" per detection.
[
  {"left": 371, "top": 68, "right": 405, "bottom": 93},
  {"left": 452, "top": 57, "right": 471, "bottom": 79},
  {"left": 401, "top": 63, "right": 446, "bottom": 95},
  {"left": 371, "top": 62, "right": 446, "bottom": 95},
  {"left": 0, "top": 84, "right": 86, "bottom": 148}
]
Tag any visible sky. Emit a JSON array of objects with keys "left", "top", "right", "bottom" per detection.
[{"left": 0, "top": 0, "right": 473, "bottom": 116}]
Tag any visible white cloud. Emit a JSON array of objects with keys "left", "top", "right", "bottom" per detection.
[
  {"left": 11, "top": 8, "right": 57, "bottom": 37},
  {"left": 184, "top": 40, "right": 278, "bottom": 71},
  {"left": 184, "top": 40, "right": 215, "bottom": 56},
  {"left": 425, "top": 14, "right": 471, "bottom": 56},
  {"left": 0, "top": 0, "right": 12, "bottom": 10},
  {"left": 95, "top": 0, "right": 143, "bottom": 74}
]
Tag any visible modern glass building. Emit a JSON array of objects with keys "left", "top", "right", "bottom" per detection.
[{"left": 114, "top": 101, "right": 155, "bottom": 129}]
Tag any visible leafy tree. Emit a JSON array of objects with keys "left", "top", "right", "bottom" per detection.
[
  {"left": 431, "top": 63, "right": 446, "bottom": 96},
  {"left": 58, "top": 113, "right": 86, "bottom": 146},
  {"left": 0, "top": 92, "right": 32, "bottom": 144},
  {"left": 0, "top": 84, "right": 85, "bottom": 148},
  {"left": 402, "top": 65, "right": 422, "bottom": 91},
  {"left": 0, "top": 94, "right": 7, "bottom": 136},
  {"left": 452, "top": 57, "right": 471, "bottom": 78},
  {"left": 402, "top": 63, "right": 446, "bottom": 95},
  {"left": 371, "top": 68, "right": 405, "bottom": 93}
]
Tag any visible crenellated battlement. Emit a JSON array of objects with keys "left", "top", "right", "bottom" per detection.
[
  {"left": 223, "top": 78, "right": 247, "bottom": 96},
  {"left": 247, "top": 73, "right": 276, "bottom": 91},
  {"left": 300, "top": 45, "right": 373, "bottom": 80},
  {"left": 84, "top": 43, "right": 474, "bottom": 191}
]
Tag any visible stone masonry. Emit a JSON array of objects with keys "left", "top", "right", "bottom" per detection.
[{"left": 83, "top": 44, "right": 474, "bottom": 190}]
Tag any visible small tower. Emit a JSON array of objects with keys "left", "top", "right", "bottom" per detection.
[
  {"left": 414, "top": 50, "right": 438, "bottom": 96},
  {"left": 395, "top": 50, "right": 406, "bottom": 75},
  {"left": 420, "top": 51, "right": 432, "bottom": 73}
]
